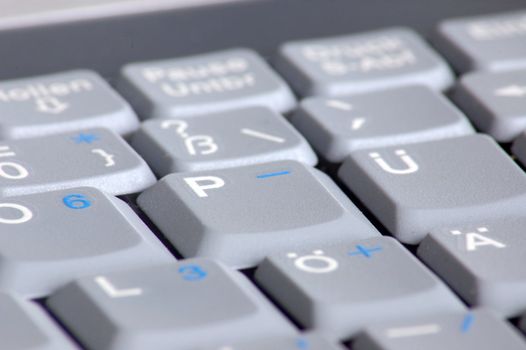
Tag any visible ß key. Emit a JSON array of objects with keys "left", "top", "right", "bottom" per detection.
[
  {"left": 0, "top": 70, "right": 139, "bottom": 140},
  {"left": 338, "top": 134, "right": 526, "bottom": 244},
  {"left": 0, "top": 128, "right": 156, "bottom": 196},
  {"left": 354, "top": 309, "right": 526, "bottom": 350},
  {"left": 291, "top": 85, "right": 474, "bottom": 163},
  {"left": 275, "top": 27, "right": 454, "bottom": 97},
  {"left": 0, "top": 293, "right": 78, "bottom": 350},
  {"left": 201, "top": 333, "right": 345, "bottom": 350},
  {"left": 117, "top": 48, "right": 296, "bottom": 119},
  {"left": 131, "top": 106, "right": 317, "bottom": 174},
  {"left": 453, "top": 68, "right": 526, "bottom": 142},
  {"left": 255, "top": 237, "right": 464, "bottom": 340},
  {"left": 418, "top": 219, "right": 526, "bottom": 317},
  {"left": 47, "top": 260, "right": 295, "bottom": 350},
  {"left": 0, "top": 187, "right": 173, "bottom": 297},
  {"left": 138, "top": 160, "right": 379, "bottom": 268},
  {"left": 434, "top": 10, "right": 526, "bottom": 73}
]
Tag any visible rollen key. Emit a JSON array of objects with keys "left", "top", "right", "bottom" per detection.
[
  {"left": 0, "top": 187, "right": 173, "bottom": 297},
  {"left": 0, "top": 127, "right": 156, "bottom": 196},
  {"left": 354, "top": 309, "right": 526, "bottom": 350},
  {"left": 434, "top": 10, "right": 526, "bottom": 73},
  {"left": 137, "top": 160, "right": 380, "bottom": 268},
  {"left": 0, "top": 70, "right": 139, "bottom": 140},
  {"left": 47, "top": 260, "right": 296, "bottom": 350},
  {"left": 131, "top": 106, "right": 317, "bottom": 174},
  {"left": 418, "top": 219, "right": 526, "bottom": 317},
  {"left": 255, "top": 236, "right": 464, "bottom": 340},
  {"left": 117, "top": 48, "right": 296, "bottom": 119},
  {"left": 291, "top": 85, "right": 474, "bottom": 163},
  {"left": 338, "top": 134, "right": 526, "bottom": 244}
]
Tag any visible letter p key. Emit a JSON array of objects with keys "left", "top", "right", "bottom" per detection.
[{"left": 184, "top": 176, "right": 225, "bottom": 198}]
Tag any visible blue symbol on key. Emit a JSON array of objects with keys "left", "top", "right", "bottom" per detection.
[
  {"left": 71, "top": 133, "right": 99, "bottom": 144},
  {"left": 256, "top": 170, "right": 291, "bottom": 179},
  {"left": 348, "top": 245, "right": 382, "bottom": 258},
  {"left": 178, "top": 265, "right": 208, "bottom": 281},
  {"left": 296, "top": 338, "right": 309, "bottom": 349},
  {"left": 63, "top": 194, "right": 92, "bottom": 209},
  {"left": 461, "top": 313, "right": 475, "bottom": 333}
]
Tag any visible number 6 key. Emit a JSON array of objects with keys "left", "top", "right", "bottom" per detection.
[{"left": 0, "top": 128, "right": 156, "bottom": 196}]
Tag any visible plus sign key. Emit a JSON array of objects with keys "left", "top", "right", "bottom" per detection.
[
  {"left": 255, "top": 237, "right": 464, "bottom": 340},
  {"left": 0, "top": 70, "right": 139, "bottom": 140},
  {"left": 137, "top": 160, "right": 379, "bottom": 268},
  {"left": 0, "top": 128, "right": 156, "bottom": 196},
  {"left": 118, "top": 49, "right": 296, "bottom": 119},
  {"left": 418, "top": 219, "right": 526, "bottom": 317}
]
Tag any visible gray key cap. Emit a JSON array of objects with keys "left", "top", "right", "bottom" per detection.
[
  {"left": 0, "top": 127, "right": 156, "bottom": 196},
  {"left": 117, "top": 48, "right": 296, "bottom": 119},
  {"left": 0, "top": 70, "right": 139, "bottom": 140},
  {"left": 453, "top": 69, "right": 526, "bottom": 142},
  {"left": 418, "top": 219, "right": 526, "bottom": 317},
  {"left": 255, "top": 236, "right": 464, "bottom": 340},
  {"left": 338, "top": 134, "right": 526, "bottom": 244},
  {"left": 434, "top": 10, "right": 526, "bottom": 73},
  {"left": 0, "top": 292, "right": 78, "bottom": 350},
  {"left": 0, "top": 187, "right": 173, "bottom": 297},
  {"left": 47, "top": 260, "right": 295, "bottom": 350},
  {"left": 131, "top": 106, "right": 317, "bottom": 174},
  {"left": 291, "top": 86, "right": 474, "bottom": 163},
  {"left": 354, "top": 309, "right": 526, "bottom": 350},
  {"left": 201, "top": 333, "right": 345, "bottom": 350},
  {"left": 138, "top": 160, "right": 379, "bottom": 268},
  {"left": 274, "top": 27, "right": 454, "bottom": 97}
]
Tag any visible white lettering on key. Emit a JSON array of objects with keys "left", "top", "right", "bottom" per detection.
[
  {"left": 240, "top": 128, "right": 285, "bottom": 143},
  {"left": 35, "top": 96, "right": 69, "bottom": 114},
  {"left": 326, "top": 99, "right": 353, "bottom": 111},
  {"left": 185, "top": 135, "right": 218, "bottom": 156},
  {"left": 0, "top": 203, "right": 33, "bottom": 224},
  {"left": 184, "top": 176, "right": 225, "bottom": 198},
  {"left": 369, "top": 150, "right": 419, "bottom": 175},
  {"left": 0, "top": 162, "right": 29, "bottom": 180},
  {"left": 287, "top": 250, "right": 339, "bottom": 274},
  {"left": 494, "top": 85, "right": 526, "bottom": 97},
  {"left": 94, "top": 276, "right": 143, "bottom": 298},
  {"left": 0, "top": 79, "right": 93, "bottom": 104},
  {"left": 160, "top": 120, "right": 189, "bottom": 138},
  {"left": 386, "top": 324, "right": 442, "bottom": 338},
  {"left": 91, "top": 149, "right": 116, "bottom": 167},
  {"left": 0, "top": 146, "right": 15, "bottom": 158},
  {"left": 351, "top": 117, "right": 366, "bottom": 130},
  {"left": 451, "top": 227, "right": 506, "bottom": 251}
]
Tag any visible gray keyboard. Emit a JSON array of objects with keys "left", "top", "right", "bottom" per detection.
[{"left": 2, "top": 4, "right": 526, "bottom": 350}]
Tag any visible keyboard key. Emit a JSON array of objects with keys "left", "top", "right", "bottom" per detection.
[
  {"left": 47, "top": 260, "right": 295, "bottom": 350},
  {"left": 453, "top": 69, "right": 526, "bottom": 142},
  {"left": 200, "top": 333, "right": 344, "bottom": 350},
  {"left": 418, "top": 219, "right": 526, "bottom": 317},
  {"left": 275, "top": 27, "right": 454, "bottom": 97},
  {"left": 117, "top": 48, "right": 296, "bottom": 119},
  {"left": 0, "top": 128, "right": 156, "bottom": 196},
  {"left": 131, "top": 107, "right": 317, "bottom": 174},
  {"left": 291, "top": 86, "right": 474, "bottom": 163},
  {"left": 0, "top": 70, "right": 139, "bottom": 140},
  {"left": 354, "top": 309, "right": 526, "bottom": 350},
  {"left": 138, "top": 160, "right": 379, "bottom": 268},
  {"left": 0, "top": 293, "right": 77, "bottom": 350},
  {"left": 512, "top": 131, "right": 526, "bottom": 165},
  {"left": 338, "top": 134, "right": 526, "bottom": 244},
  {"left": 255, "top": 237, "right": 464, "bottom": 340},
  {"left": 435, "top": 10, "right": 526, "bottom": 73},
  {"left": 0, "top": 187, "right": 173, "bottom": 297}
]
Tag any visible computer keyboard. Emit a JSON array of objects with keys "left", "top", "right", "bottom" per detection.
[{"left": 1, "top": 3, "right": 526, "bottom": 350}]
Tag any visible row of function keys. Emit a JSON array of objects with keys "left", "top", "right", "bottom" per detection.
[
  {"left": 5, "top": 256, "right": 526, "bottom": 350},
  {"left": 0, "top": 10, "right": 525, "bottom": 143},
  {"left": 4, "top": 153, "right": 526, "bottom": 313}
]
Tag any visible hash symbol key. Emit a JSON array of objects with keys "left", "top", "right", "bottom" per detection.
[
  {"left": 0, "top": 127, "right": 156, "bottom": 196},
  {"left": 131, "top": 106, "right": 317, "bottom": 174},
  {"left": 118, "top": 48, "right": 296, "bottom": 118},
  {"left": 138, "top": 160, "right": 379, "bottom": 268}
]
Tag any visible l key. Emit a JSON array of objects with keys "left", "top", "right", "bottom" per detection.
[{"left": 0, "top": 128, "right": 156, "bottom": 196}]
